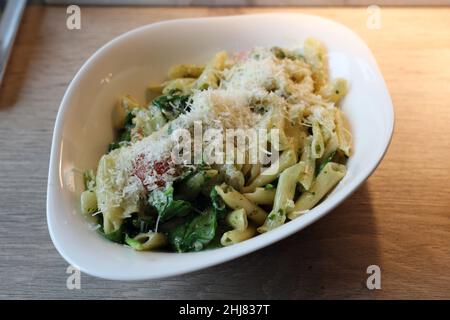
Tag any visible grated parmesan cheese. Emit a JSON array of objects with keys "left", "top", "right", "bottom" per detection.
[{"left": 96, "top": 47, "right": 322, "bottom": 217}]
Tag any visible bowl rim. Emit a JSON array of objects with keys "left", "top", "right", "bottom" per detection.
[{"left": 47, "top": 12, "right": 395, "bottom": 280}]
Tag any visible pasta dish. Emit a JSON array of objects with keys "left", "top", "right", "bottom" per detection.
[{"left": 80, "top": 38, "right": 352, "bottom": 252}]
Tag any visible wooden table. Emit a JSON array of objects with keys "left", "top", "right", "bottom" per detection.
[{"left": 0, "top": 5, "right": 449, "bottom": 299}]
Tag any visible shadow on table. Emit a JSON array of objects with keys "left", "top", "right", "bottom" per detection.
[
  {"left": 0, "top": 5, "right": 45, "bottom": 110},
  {"left": 175, "top": 182, "right": 381, "bottom": 299}
]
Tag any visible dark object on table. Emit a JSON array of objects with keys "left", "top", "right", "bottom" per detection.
[{"left": 0, "top": 0, "right": 26, "bottom": 85}]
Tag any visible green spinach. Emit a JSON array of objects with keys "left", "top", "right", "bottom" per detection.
[
  {"left": 108, "top": 112, "right": 134, "bottom": 151},
  {"left": 152, "top": 92, "right": 191, "bottom": 121},
  {"left": 316, "top": 150, "right": 336, "bottom": 176},
  {"left": 168, "top": 208, "right": 217, "bottom": 252},
  {"left": 148, "top": 185, "right": 192, "bottom": 222},
  {"left": 210, "top": 187, "right": 227, "bottom": 219}
]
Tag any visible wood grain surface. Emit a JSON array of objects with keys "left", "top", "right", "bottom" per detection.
[{"left": 0, "top": 5, "right": 449, "bottom": 299}]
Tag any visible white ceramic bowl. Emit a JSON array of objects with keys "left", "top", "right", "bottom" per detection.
[{"left": 47, "top": 13, "right": 394, "bottom": 280}]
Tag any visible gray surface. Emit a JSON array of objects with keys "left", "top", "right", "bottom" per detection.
[{"left": 0, "top": 1, "right": 26, "bottom": 84}]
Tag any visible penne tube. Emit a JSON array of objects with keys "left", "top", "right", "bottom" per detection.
[
  {"left": 195, "top": 51, "right": 228, "bottom": 89},
  {"left": 247, "top": 163, "right": 261, "bottom": 185},
  {"left": 319, "top": 78, "right": 348, "bottom": 104},
  {"left": 102, "top": 207, "right": 124, "bottom": 235},
  {"left": 289, "top": 162, "right": 346, "bottom": 219},
  {"left": 335, "top": 109, "right": 352, "bottom": 157},
  {"left": 241, "top": 163, "right": 252, "bottom": 177},
  {"left": 311, "top": 120, "right": 325, "bottom": 159},
  {"left": 257, "top": 209, "right": 285, "bottom": 234},
  {"left": 215, "top": 184, "right": 267, "bottom": 226},
  {"left": 162, "top": 78, "right": 196, "bottom": 95},
  {"left": 298, "top": 136, "right": 315, "bottom": 191},
  {"left": 243, "top": 187, "right": 276, "bottom": 205},
  {"left": 168, "top": 64, "right": 205, "bottom": 79},
  {"left": 147, "top": 83, "right": 164, "bottom": 94},
  {"left": 320, "top": 133, "right": 338, "bottom": 163},
  {"left": 303, "top": 37, "right": 328, "bottom": 92},
  {"left": 125, "top": 232, "right": 167, "bottom": 251},
  {"left": 242, "top": 149, "right": 297, "bottom": 193},
  {"left": 273, "top": 162, "right": 304, "bottom": 214},
  {"left": 221, "top": 224, "right": 257, "bottom": 246},
  {"left": 225, "top": 208, "right": 248, "bottom": 231},
  {"left": 80, "top": 189, "right": 97, "bottom": 215},
  {"left": 258, "top": 162, "right": 304, "bottom": 233}
]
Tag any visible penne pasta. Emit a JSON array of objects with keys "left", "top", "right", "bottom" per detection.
[
  {"left": 215, "top": 184, "right": 267, "bottom": 226},
  {"left": 243, "top": 187, "right": 276, "bottom": 205},
  {"left": 241, "top": 163, "right": 252, "bottom": 177},
  {"left": 82, "top": 41, "right": 352, "bottom": 252},
  {"left": 242, "top": 148, "right": 297, "bottom": 193},
  {"left": 247, "top": 163, "right": 261, "bottom": 185},
  {"left": 195, "top": 51, "right": 228, "bottom": 90},
  {"left": 225, "top": 208, "right": 248, "bottom": 231},
  {"left": 125, "top": 232, "right": 167, "bottom": 251},
  {"left": 319, "top": 78, "right": 348, "bottom": 104},
  {"left": 162, "top": 78, "right": 196, "bottom": 95},
  {"left": 147, "top": 83, "right": 164, "bottom": 94},
  {"left": 303, "top": 37, "right": 328, "bottom": 92},
  {"left": 221, "top": 224, "right": 257, "bottom": 246},
  {"left": 168, "top": 64, "right": 205, "bottom": 79},
  {"left": 321, "top": 132, "right": 339, "bottom": 163},
  {"left": 311, "top": 120, "right": 325, "bottom": 159},
  {"left": 298, "top": 136, "right": 316, "bottom": 191},
  {"left": 80, "top": 189, "right": 98, "bottom": 215},
  {"left": 288, "top": 162, "right": 346, "bottom": 219},
  {"left": 258, "top": 162, "right": 304, "bottom": 233},
  {"left": 335, "top": 108, "right": 352, "bottom": 157}
]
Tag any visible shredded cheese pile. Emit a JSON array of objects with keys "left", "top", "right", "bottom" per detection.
[{"left": 97, "top": 47, "right": 318, "bottom": 212}]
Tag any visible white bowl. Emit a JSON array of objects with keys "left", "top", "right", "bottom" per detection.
[{"left": 47, "top": 13, "right": 394, "bottom": 281}]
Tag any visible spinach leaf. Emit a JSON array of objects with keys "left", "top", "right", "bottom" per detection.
[
  {"left": 176, "top": 171, "right": 207, "bottom": 201},
  {"left": 148, "top": 185, "right": 192, "bottom": 222},
  {"left": 117, "top": 128, "right": 131, "bottom": 142},
  {"left": 122, "top": 212, "right": 156, "bottom": 238},
  {"left": 108, "top": 112, "right": 134, "bottom": 151},
  {"left": 102, "top": 227, "right": 124, "bottom": 243},
  {"left": 108, "top": 142, "right": 121, "bottom": 152},
  {"left": 98, "top": 224, "right": 124, "bottom": 244},
  {"left": 210, "top": 187, "right": 227, "bottom": 220},
  {"left": 316, "top": 150, "right": 336, "bottom": 176},
  {"left": 205, "top": 220, "right": 231, "bottom": 250},
  {"left": 161, "top": 201, "right": 192, "bottom": 222},
  {"left": 168, "top": 208, "right": 217, "bottom": 252},
  {"left": 148, "top": 185, "right": 174, "bottom": 213},
  {"left": 95, "top": 214, "right": 124, "bottom": 243},
  {"left": 123, "top": 111, "right": 134, "bottom": 127},
  {"left": 152, "top": 92, "right": 191, "bottom": 121},
  {"left": 124, "top": 234, "right": 143, "bottom": 250}
]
